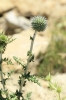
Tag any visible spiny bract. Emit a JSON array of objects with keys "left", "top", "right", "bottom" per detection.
[{"left": 31, "top": 16, "right": 47, "bottom": 32}]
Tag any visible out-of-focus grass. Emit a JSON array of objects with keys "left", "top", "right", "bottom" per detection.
[{"left": 36, "top": 16, "right": 66, "bottom": 76}]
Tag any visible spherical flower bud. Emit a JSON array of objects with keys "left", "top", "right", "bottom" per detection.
[
  {"left": 31, "top": 16, "right": 47, "bottom": 32},
  {"left": 0, "top": 34, "right": 8, "bottom": 53},
  {"left": 0, "top": 34, "right": 8, "bottom": 45}
]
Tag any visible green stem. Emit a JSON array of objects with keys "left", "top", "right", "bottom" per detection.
[
  {"left": 0, "top": 53, "right": 9, "bottom": 99},
  {"left": 25, "top": 30, "right": 36, "bottom": 74},
  {"left": 19, "top": 31, "right": 36, "bottom": 97},
  {"left": 0, "top": 53, "right": 5, "bottom": 90},
  {"left": 58, "top": 93, "right": 61, "bottom": 100},
  {"left": 30, "top": 30, "right": 36, "bottom": 52}
]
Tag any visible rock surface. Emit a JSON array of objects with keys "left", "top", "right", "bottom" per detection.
[
  {"left": 0, "top": 0, "right": 14, "bottom": 14},
  {"left": 4, "top": 10, "right": 31, "bottom": 34},
  {"left": 0, "top": 0, "right": 66, "bottom": 18},
  {"left": 10, "top": 0, "right": 66, "bottom": 18}
]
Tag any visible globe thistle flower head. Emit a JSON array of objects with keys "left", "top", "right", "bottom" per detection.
[{"left": 31, "top": 16, "right": 47, "bottom": 32}]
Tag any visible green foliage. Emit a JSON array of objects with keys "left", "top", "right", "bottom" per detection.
[
  {"left": 13, "top": 56, "right": 26, "bottom": 70},
  {"left": 53, "top": 16, "right": 66, "bottom": 35},
  {"left": 23, "top": 72, "right": 41, "bottom": 86},
  {"left": 0, "top": 33, "right": 15, "bottom": 53},
  {"left": 27, "top": 51, "right": 34, "bottom": 62},
  {"left": 37, "top": 16, "right": 66, "bottom": 76},
  {"left": 36, "top": 40, "right": 64, "bottom": 76},
  {"left": 45, "top": 73, "right": 66, "bottom": 100},
  {"left": 23, "top": 92, "right": 32, "bottom": 100},
  {"left": 3, "top": 58, "right": 13, "bottom": 65},
  {"left": 6, "top": 93, "right": 18, "bottom": 100},
  {"left": 45, "top": 73, "right": 51, "bottom": 82}
]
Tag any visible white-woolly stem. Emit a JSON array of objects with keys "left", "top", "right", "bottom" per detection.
[
  {"left": 30, "top": 31, "right": 36, "bottom": 52},
  {"left": 19, "top": 31, "right": 36, "bottom": 94},
  {"left": 0, "top": 53, "right": 5, "bottom": 90},
  {"left": 0, "top": 52, "right": 9, "bottom": 98}
]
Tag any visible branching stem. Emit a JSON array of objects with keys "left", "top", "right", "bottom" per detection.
[{"left": 19, "top": 31, "right": 36, "bottom": 99}]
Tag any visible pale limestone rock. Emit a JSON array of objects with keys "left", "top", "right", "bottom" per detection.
[
  {"left": 51, "top": 5, "right": 66, "bottom": 18},
  {"left": 4, "top": 10, "right": 30, "bottom": 34},
  {"left": 11, "top": 0, "right": 54, "bottom": 16},
  {"left": 0, "top": 0, "right": 14, "bottom": 13},
  {"left": 60, "top": 0, "right": 66, "bottom": 5},
  {"left": 4, "top": 10, "right": 30, "bottom": 29},
  {"left": 11, "top": 0, "right": 66, "bottom": 18}
]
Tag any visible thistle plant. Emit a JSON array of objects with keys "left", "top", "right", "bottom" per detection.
[
  {"left": 13, "top": 16, "right": 47, "bottom": 100},
  {"left": 0, "top": 33, "right": 15, "bottom": 99},
  {"left": 45, "top": 73, "right": 66, "bottom": 100},
  {"left": 0, "top": 16, "right": 47, "bottom": 100}
]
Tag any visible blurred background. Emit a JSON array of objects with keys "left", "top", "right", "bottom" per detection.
[{"left": 0, "top": 0, "right": 66, "bottom": 99}]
